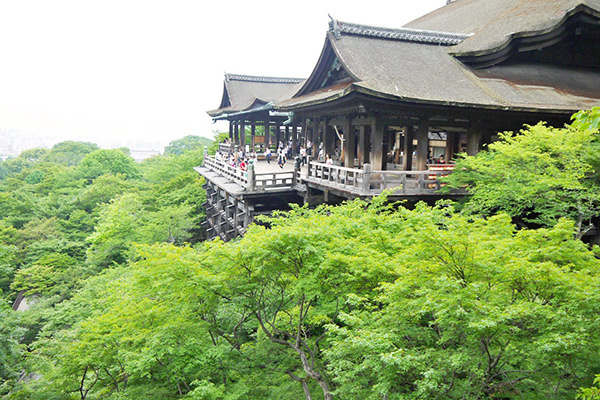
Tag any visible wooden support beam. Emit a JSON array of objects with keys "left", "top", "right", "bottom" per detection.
[
  {"left": 312, "top": 118, "right": 320, "bottom": 157},
  {"left": 402, "top": 126, "right": 414, "bottom": 171},
  {"left": 357, "top": 125, "right": 366, "bottom": 166},
  {"left": 234, "top": 122, "right": 239, "bottom": 146},
  {"left": 415, "top": 119, "right": 429, "bottom": 171},
  {"left": 240, "top": 122, "right": 246, "bottom": 148},
  {"left": 265, "top": 119, "right": 270, "bottom": 149},
  {"left": 251, "top": 122, "right": 256, "bottom": 150},
  {"left": 370, "top": 117, "right": 384, "bottom": 170},
  {"left": 325, "top": 120, "right": 336, "bottom": 161},
  {"left": 343, "top": 117, "right": 355, "bottom": 168},
  {"left": 445, "top": 131, "right": 456, "bottom": 162},
  {"left": 351, "top": 116, "right": 375, "bottom": 126},
  {"left": 292, "top": 125, "right": 298, "bottom": 155},
  {"left": 467, "top": 121, "right": 483, "bottom": 156}
]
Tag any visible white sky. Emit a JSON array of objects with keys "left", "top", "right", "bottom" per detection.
[{"left": 0, "top": 0, "right": 447, "bottom": 151}]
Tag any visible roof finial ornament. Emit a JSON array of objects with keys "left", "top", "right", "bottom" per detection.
[{"left": 328, "top": 14, "right": 342, "bottom": 40}]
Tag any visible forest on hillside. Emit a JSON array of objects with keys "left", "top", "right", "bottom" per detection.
[{"left": 1, "top": 110, "right": 600, "bottom": 399}]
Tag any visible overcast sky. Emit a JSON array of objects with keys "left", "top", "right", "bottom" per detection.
[{"left": 0, "top": 0, "right": 447, "bottom": 151}]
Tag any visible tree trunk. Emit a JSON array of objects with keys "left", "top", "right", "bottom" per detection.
[
  {"left": 301, "top": 379, "right": 313, "bottom": 400},
  {"left": 295, "top": 344, "right": 332, "bottom": 400}
]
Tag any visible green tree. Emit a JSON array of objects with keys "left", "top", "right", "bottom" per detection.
[
  {"left": 445, "top": 122, "right": 600, "bottom": 237},
  {"left": 85, "top": 193, "right": 145, "bottom": 269},
  {"left": 0, "top": 298, "right": 23, "bottom": 396},
  {"left": 43, "top": 141, "right": 99, "bottom": 166},
  {"left": 323, "top": 204, "right": 600, "bottom": 399},
  {"left": 77, "top": 149, "right": 139, "bottom": 181},
  {"left": 163, "top": 135, "right": 212, "bottom": 156}
]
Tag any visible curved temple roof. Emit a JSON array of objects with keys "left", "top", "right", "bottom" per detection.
[
  {"left": 406, "top": 0, "right": 600, "bottom": 57},
  {"left": 328, "top": 19, "right": 471, "bottom": 45},
  {"left": 208, "top": 73, "right": 305, "bottom": 118},
  {"left": 278, "top": 1, "right": 600, "bottom": 114}
]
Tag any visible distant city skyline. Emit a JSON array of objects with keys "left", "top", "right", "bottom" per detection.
[{"left": 0, "top": 0, "right": 447, "bottom": 155}]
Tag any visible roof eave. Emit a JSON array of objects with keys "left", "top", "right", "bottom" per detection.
[
  {"left": 282, "top": 82, "right": 587, "bottom": 115},
  {"left": 451, "top": 4, "right": 600, "bottom": 62}
]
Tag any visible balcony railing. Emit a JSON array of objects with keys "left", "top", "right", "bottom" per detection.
[
  {"left": 305, "top": 161, "right": 455, "bottom": 196},
  {"left": 201, "top": 154, "right": 457, "bottom": 197},
  {"left": 202, "top": 156, "right": 299, "bottom": 192}
]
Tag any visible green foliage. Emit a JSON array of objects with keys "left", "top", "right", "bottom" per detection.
[
  {"left": 0, "top": 138, "right": 208, "bottom": 397},
  {"left": 0, "top": 244, "right": 18, "bottom": 294},
  {"left": 11, "top": 253, "right": 78, "bottom": 297},
  {"left": 580, "top": 376, "right": 600, "bottom": 400},
  {"left": 3, "top": 118, "right": 600, "bottom": 400},
  {"left": 17, "top": 148, "right": 49, "bottom": 163},
  {"left": 43, "top": 141, "right": 99, "bottom": 166},
  {"left": 164, "top": 135, "right": 213, "bottom": 156},
  {"left": 445, "top": 122, "right": 600, "bottom": 235},
  {"left": 0, "top": 299, "right": 23, "bottom": 397},
  {"left": 86, "top": 193, "right": 145, "bottom": 269},
  {"left": 572, "top": 106, "right": 600, "bottom": 133},
  {"left": 19, "top": 198, "right": 600, "bottom": 399},
  {"left": 77, "top": 149, "right": 139, "bottom": 181}
]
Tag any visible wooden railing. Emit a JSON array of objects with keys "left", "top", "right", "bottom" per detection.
[
  {"left": 252, "top": 171, "right": 296, "bottom": 190},
  {"left": 305, "top": 161, "right": 455, "bottom": 196},
  {"left": 307, "top": 162, "right": 366, "bottom": 191},
  {"left": 203, "top": 154, "right": 457, "bottom": 196},
  {"left": 203, "top": 156, "right": 299, "bottom": 192},
  {"left": 203, "top": 156, "right": 249, "bottom": 186},
  {"left": 218, "top": 143, "right": 232, "bottom": 154}
]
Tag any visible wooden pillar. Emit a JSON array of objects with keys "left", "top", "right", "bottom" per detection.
[
  {"left": 240, "top": 121, "right": 246, "bottom": 148},
  {"left": 251, "top": 122, "right": 256, "bottom": 150},
  {"left": 370, "top": 117, "right": 384, "bottom": 171},
  {"left": 467, "top": 121, "right": 483, "bottom": 156},
  {"left": 402, "top": 126, "right": 414, "bottom": 171},
  {"left": 302, "top": 119, "right": 308, "bottom": 147},
  {"left": 234, "top": 122, "right": 239, "bottom": 146},
  {"left": 312, "top": 118, "right": 320, "bottom": 157},
  {"left": 415, "top": 119, "right": 429, "bottom": 171},
  {"left": 285, "top": 125, "right": 290, "bottom": 144},
  {"left": 357, "top": 125, "right": 365, "bottom": 166},
  {"left": 343, "top": 117, "right": 355, "bottom": 168},
  {"left": 275, "top": 124, "right": 281, "bottom": 147},
  {"left": 394, "top": 131, "right": 401, "bottom": 164},
  {"left": 445, "top": 131, "right": 456, "bottom": 161},
  {"left": 265, "top": 118, "right": 270, "bottom": 149},
  {"left": 325, "top": 120, "right": 336, "bottom": 160},
  {"left": 292, "top": 125, "right": 298, "bottom": 155},
  {"left": 228, "top": 121, "right": 234, "bottom": 142}
]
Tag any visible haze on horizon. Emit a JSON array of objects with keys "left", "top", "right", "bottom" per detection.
[{"left": 0, "top": 0, "right": 447, "bottom": 157}]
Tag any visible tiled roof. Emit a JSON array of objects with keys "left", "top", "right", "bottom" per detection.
[
  {"left": 207, "top": 73, "right": 305, "bottom": 117},
  {"left": 405, "top": 0, "right": 600, "bottom": 56},
  {"left": 329, "top": 19, "right": 471, "bottom": 45},
  {"left": 225, "top": 73, "right": 304, "bottom": 85}
]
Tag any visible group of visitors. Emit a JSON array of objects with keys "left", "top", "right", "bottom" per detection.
[
  {"left": 216, "top": 137, "right": 346, "bottom": 172},
  {"left": 427, "top": 152, "right": 447, "bottom": 164},
  {"left": 214, "top": 149, "right": 257, "bottom": 172}
]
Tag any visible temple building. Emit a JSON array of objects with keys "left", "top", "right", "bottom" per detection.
[
  {"left": 280, "top": 0, "right": 600, "bottom": 171},
  {"left": 208, "top": 73, "right": 305, "bottom": 153},
  {"left": 199, "top": 0, "right": 600, "bottom": 241}
]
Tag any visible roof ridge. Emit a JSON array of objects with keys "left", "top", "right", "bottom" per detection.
[
  {"left": 225, "top": 73, "right": 304, "bottom": 84},
  {"left": 329, "top": 19, "right": 471, "bottom": 45}
]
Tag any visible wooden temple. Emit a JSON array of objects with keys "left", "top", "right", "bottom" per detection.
[
  {"left": 199, "top": 0, "right": 600, "bottom": 241},
  {"left": 207, "top": 73, "right": 305, "bottom": 153}
]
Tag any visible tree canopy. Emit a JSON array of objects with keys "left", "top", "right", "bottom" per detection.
[
  {"left": 445, "top": 111, "right": 600, "bottom": 238},
  {"left": 2, "top": 110, "right": 600, "bottom": 399}
]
